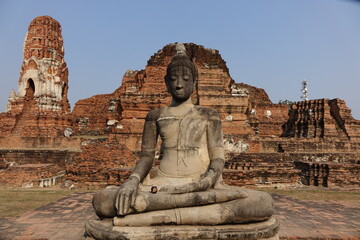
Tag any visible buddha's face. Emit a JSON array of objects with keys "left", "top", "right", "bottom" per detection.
[{"left": 166, "top": 66, "right": 195, "bottom": 102}]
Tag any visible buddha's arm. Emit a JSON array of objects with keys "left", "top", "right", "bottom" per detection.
[
  {"left": 130, "top": 119, "right": 158, "bottom": 181},
  {"left": 116, "top": 111, "right": 158, "bottom": 215},
  {"left": 205, "top": 114, "right": 225, "bottom": 186}
]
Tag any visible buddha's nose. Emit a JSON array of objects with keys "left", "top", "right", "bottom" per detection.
[{"left": 176, "top": 81, "right": 183, "bottom": 90}]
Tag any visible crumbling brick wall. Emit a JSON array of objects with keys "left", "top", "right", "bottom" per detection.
[
  {"left": 72, "top": 94, "right": 122, "bottom": 135},
  {"left": 66, "top": 138, "right": 137, "bottom": 187}
]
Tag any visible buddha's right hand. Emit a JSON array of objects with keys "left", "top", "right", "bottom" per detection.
[{"left": 115, "top": 176, "right": 139, "bottom": 216}]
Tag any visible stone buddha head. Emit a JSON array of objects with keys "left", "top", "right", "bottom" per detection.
[{"left": 165, "top": 43, "right": 198, "bottom": 102}]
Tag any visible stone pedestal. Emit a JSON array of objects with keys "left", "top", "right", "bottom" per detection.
[{"left": 85, "top": 217, "right": 279, "bottom": 240}]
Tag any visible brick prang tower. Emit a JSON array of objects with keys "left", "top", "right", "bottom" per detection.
[{"left": 3, "top": 16, "right": 71, "bottom": 136}]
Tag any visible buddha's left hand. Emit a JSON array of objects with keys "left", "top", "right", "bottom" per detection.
[{"left": 160, "top": 169, "right": 217, "bottom": 194}]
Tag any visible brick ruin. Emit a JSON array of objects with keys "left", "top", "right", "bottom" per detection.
[
  {"left": 0, "top": 16, "right": 71, "bottom": 137},
  {"left": 0, "top": 136, "right": 80, "bottom": 187},
  {"left": 0, "top": 16, "right": 75, "bottom": 187},
  {"left": 68, "top": 43, "right": 360, "bottom": 188},
  {"left": 0, "top": 16, "right": 359, "bottom": 188},
  {"left": 277, "top": 98, "right": 360, "bottom": 187}
]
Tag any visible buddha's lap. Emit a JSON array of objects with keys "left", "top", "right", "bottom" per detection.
[{"left": 94, "top": 183, "right": 272, "bottom": 214}]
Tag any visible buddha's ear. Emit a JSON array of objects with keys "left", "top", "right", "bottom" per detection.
[{"left": 164, "top": 75, "right": 170, "bottom": 92}]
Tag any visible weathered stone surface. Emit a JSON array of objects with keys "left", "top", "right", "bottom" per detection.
[{"left": 85, "top": 217, "right": 279, "bottom": 240}]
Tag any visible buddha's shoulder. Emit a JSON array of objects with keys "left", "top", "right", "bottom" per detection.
[
  {"left": 194, "top": 106, "right": 220, "bottom": 119},
  {"left": 145, "top": 108, "right": 161, "bottom": 121}
]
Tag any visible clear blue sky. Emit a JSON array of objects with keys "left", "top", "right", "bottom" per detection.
[{"left": 1, "top": 0, "right": 359, "bottom": 119}]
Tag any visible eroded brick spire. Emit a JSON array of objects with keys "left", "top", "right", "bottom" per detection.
[{"left": 12, "top": 15, "right": 70, "bottom": 112}]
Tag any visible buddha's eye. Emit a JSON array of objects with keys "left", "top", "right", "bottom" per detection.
[
  {"left": 170, "top": 75, "right": 177, "bottom": 81},
  {"left": 183, "top": 75, "right": 190, "bottom": 81}
]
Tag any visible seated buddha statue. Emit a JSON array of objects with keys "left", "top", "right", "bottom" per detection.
[{"left": 92, "top": 43, "right": 274, "bottom": 227}]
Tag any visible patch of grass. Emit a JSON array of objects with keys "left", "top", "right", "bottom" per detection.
[
  {"left": 0, "top": 188, "right": 78, "bottom": 217},
  {"left": 257, "top": 187, "right": 360, "bottom": 205}
]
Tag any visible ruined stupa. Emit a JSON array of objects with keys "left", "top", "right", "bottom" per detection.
[{"left": 0, "top": 16, "right": 71, "bottom": 136}]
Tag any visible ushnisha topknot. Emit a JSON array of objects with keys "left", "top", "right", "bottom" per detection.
[
  {"left": 165, "top": 43, "right": 198, "bottom": 83},
  {"left": 175, "top": 43, "right": 187, "bottom": 55}
]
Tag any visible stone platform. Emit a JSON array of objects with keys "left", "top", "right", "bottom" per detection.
[
  {"left": 0, "top": 191, "right": 359, "bottom": 240},
  {"left": 85, "top": 217, "right": 279, "bottom": 240}
]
